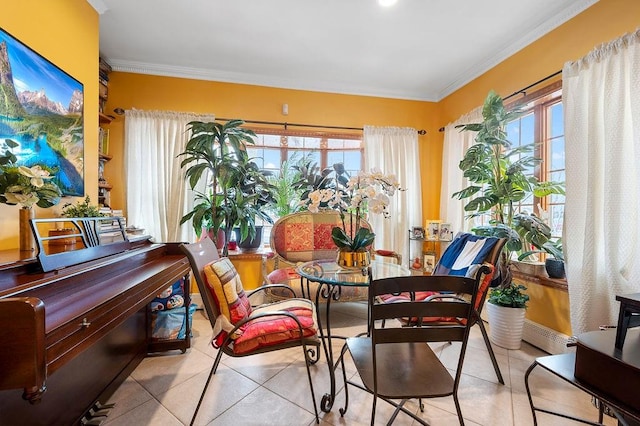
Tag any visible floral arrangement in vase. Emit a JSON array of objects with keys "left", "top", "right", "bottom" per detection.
[
  {"left": 0, "top": 139, "right": 62, "bottom": 209},
  {"left": 303, "top": 167, "right": 401, "bottom": 255}
]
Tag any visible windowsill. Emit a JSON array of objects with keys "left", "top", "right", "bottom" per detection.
[{"left": 511, "top": 269, "right": 567, "bottom": 291}]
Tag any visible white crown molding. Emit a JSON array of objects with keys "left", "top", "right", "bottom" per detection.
[
  {"left": 109, "top": 59, "right": 437, "bottom": 102},
  {"left": 87, "top": 0, "right": 109, "bottom": 15},
  {"left": 436, "top": 0, "right": 599, "bottom": 100}
]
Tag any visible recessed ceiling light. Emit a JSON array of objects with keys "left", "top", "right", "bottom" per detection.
[{"left": 379, "top": 0, "right": 398, "bottom": 7}]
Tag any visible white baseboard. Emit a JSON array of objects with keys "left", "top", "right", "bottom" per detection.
[{"left": 522, "top": 319, "right": 573, "bottom": 354}]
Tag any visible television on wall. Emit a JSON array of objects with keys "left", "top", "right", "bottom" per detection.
[{"left": 0, "top": 27, "right": 84, "bottom": 196}]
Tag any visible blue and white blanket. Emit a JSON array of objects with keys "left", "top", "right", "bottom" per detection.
[{"left": 434, "top": 233, "right": 499, "bottom": 277}]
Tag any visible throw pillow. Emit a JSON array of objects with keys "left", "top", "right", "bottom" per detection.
[{"left": 203, "top": 258, "right": 252, "bottom": 347}]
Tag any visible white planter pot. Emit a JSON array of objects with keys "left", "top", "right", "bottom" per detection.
[{"left": 486, "top": 302, "right": 526, "bottom": 350}]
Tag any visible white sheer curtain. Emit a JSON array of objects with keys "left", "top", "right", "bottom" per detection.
[
  {"left": 440, "top": 107, "right": 482, "bottom": 234},
  {"left": 364, "top": 126, "right": 421, "bottom": 265},
  {"left": 125, "top": 109, "right": 214, "bottom": 243},
  {"left": 563, "top": 29, "right": 640, "bottom": 334}
]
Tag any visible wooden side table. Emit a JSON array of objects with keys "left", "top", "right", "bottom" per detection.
[{"left": 226, "top": 248, "right": 271, "bottom": 290}]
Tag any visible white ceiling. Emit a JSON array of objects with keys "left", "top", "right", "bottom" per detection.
[{"left": 92, "top": 0, "right": 598, "bottom": 102}]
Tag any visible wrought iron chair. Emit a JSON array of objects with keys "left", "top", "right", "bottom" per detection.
[
  {"left": 379, "top": 232, "right": 507, "bottom": 384},
  {"left": 180, "top": 236, "right": 321, "bottom": 425},
  {"left": 338, "top": 271, "right": 482, "bottom": 425}
]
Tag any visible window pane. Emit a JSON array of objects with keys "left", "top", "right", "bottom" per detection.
[
  {"left": 343, "top": 151, "right": 362, "bottom": 172},
  {"left": 506, "top": 120, "right": 520, "bottom": 144},
  {"left": 550, "top": 137, "right": 565, "bottom": 170},
  {"left": 549, "top": 204, "right": 564, "bottom": 237},
  {"left": 550, "top": 103, "right": 563, "bottom": 138},
  {"left": 327, "top": 151, "right": 343, "bottom": 166},
  {"left": 520, "top": 113, "right": 535, "bottom": 144},
  {"left": 263, "top": 148, "right": 281, "bottom": 170}
]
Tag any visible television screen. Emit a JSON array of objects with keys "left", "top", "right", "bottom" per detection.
[{"left": 0, "top": 27, "right": 84, "bottom": 196}]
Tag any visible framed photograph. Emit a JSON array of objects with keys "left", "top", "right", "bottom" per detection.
[
  {"left": 0, "top": 27, "right": 85, "bottom": 196},
  {"left": 411, "top": 226, "right": 425, "bottom": 239},
  {"left": 427, "top": 221, "right": 440, "bottom": 241},
  {"left": 439, "top": 223, "right": 453, "bottom": 241},
  {"left": 423, "top": 252, "right": 437, "bottom": 273}
]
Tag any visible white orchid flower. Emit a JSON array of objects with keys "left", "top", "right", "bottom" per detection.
[{"left": 18, "top": 165, "right": 52, "bottom": 188}]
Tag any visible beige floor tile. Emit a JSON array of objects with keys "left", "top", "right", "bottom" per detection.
[
  {"left": 103, "top": 398, "right": 183, "bottom": 426},
  {"left": 103, "top": 376, "right": 153, "bottom": 422},
  {"left": 158, "top": 362, "right": 261, "bottom": 425},
  {"left": 132, "top": 346, "right": 214, "bottom": 397},
  {"left": 107, "top": 301, "right": 629, "bottom": 426},
  {"left": 211, "top": 386, "right": 317, "bottom": 426}
]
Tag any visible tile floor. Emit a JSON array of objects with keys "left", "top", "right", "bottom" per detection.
[{"left": 104, "top": 302, "right": 615, "bottom": 425}]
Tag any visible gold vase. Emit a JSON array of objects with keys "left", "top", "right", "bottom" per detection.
[
  {"left": 336, "top": 249, "right": 371, "bottom": 269},
  {"left": 19, "top": 207, "right": 36, "bottom": 253}
]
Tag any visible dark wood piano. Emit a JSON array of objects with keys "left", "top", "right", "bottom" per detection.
[{"left": 0, "top": 217, "right": 191, "bottom": 425}]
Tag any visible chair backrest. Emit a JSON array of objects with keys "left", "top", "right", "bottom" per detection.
[
  {"left": 433, "top": 232, "right": 506, "bottom": 314},
  {"left": 180, "top": 236, "right": 221, "bottom": 325},
  {"left": 368, "top": 272, "right": 479, "bottom": 351},
  {"left": 270, "top": 210, "right": 372, "bottom": 264}
]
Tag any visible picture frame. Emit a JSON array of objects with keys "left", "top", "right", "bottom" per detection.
[
  {"left": 411, "top": 226, "right": 425, "bottom": 239},
  {"left": 0, "top": 27, "right": 85, "bottom": 196},
  {"left": 439, "top": 223, "right": 453, "bottom": 241},
  {"left": 423, "top": 252, "right": 437, "bottom": 273},
  {"left": 427, "top": 221, "right": 440, "bottom": 241}
]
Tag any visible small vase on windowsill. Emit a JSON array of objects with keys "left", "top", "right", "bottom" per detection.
[{"left": 19, "top": 207, "right": 36, "bottom": 253}]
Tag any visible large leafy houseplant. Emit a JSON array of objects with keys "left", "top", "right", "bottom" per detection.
[
  {"left": 179, "top": 120, "right": 274, "bottom": 255},
  {"left": 453, "top": 91, "right": 564, "bottom": 287}
]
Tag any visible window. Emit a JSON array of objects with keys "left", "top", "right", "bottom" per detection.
[
  {"left": 246, "top": 128, "right": 363, "bottom": 245},
  {"left": 248, "top": 128, "right": 363, "bottom": 179},
  {"left": 506, "top": 82, "right": 565, "bottom": 239}
]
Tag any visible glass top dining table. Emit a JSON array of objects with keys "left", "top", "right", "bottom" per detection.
[
  {"left": 297, "top": 258, "right": 411, "bottom": 287},
  {"left": 296, "top": 258, "right": 411, "bottom": 413}
]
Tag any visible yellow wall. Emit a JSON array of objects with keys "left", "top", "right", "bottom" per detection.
[
  {"left": 0, "top": 0, "right": 99, "bottom": 249},
  {"left": 102, "top": 74, "right": 439, "bottom": 217},
  {"left": 440, "top": 0, "right": 640, "bottom": 335}
]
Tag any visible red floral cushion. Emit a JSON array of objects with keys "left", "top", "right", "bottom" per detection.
[{"left": 232, "top": 298, "right": 318, "bottom": 355}]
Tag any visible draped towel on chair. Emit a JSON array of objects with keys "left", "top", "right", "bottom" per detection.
[
  {"left": 363, "top": 126, "right": 421, "bottom": 266},
  {"left": 563, "top": 28, "right": 640, "bottom": 334},
  {"left": 125, "top": 109, "right": 214, "bottom": 243}
]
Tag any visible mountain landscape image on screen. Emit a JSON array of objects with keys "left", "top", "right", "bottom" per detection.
[{"left": 0, "top": 31, "right": 84, "bottom": 197}]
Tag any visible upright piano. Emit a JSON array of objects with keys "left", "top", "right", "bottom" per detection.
[{"left": 0, "top": 217, "right": 191, "bottom": 425}]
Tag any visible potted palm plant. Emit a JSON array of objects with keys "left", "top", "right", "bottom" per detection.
[
  {"left": 179, "top": 119, "right": 274, "bottom": 255},
  {"left": 453, "top": 90, "right": 564, "bottom": 347}
]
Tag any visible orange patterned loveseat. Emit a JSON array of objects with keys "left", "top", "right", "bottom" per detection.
[{"left": 266, "top": 210, "right": 400, "bottom": 302}]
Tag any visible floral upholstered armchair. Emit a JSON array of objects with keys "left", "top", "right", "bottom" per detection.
[{"left": 266, "top": 210, "right": 401, "bottom": 302}]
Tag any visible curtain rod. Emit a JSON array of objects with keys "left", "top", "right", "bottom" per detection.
[
  {"left": 111, "top": 110, "right": 428, "bottom": 135},
  {"left": 216, "top": 117, "right": 427, "bottom": 135},
  {"left": 437, "top": 69, "right": 562, "bottom": 132}
]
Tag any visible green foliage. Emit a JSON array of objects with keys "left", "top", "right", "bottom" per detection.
[
  {"left": 488, "top": 283, "right": 530, "bottom": 308},
  {"left": 61, "top": 196, "right": 104, "bottom": 218},
  {"left": 179, "top": 120, "right": 275, "bottom": 253},
  {"left": 266, "top": 155, "right": 305, "bottom": 217},
  {"left": 453, "top": 91, "right": 565, "bottom": 286},
  {"left": 0, "top": 139, "right": 62, "bottom": 208}
]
